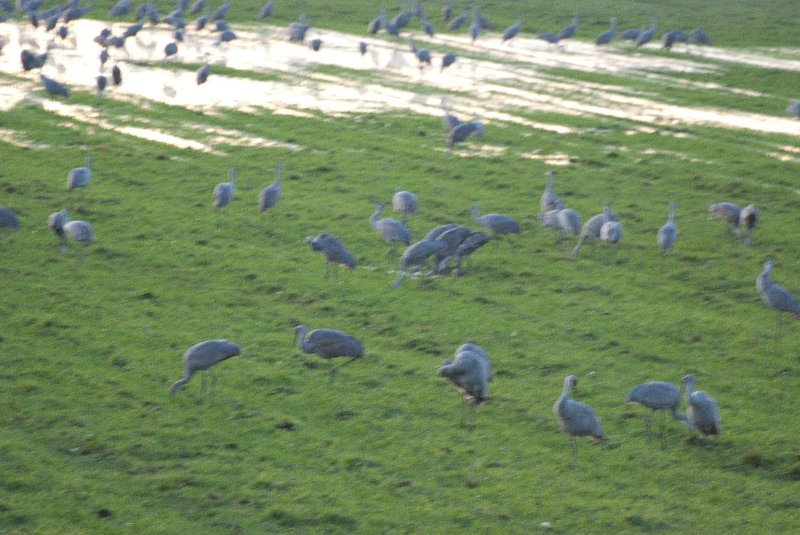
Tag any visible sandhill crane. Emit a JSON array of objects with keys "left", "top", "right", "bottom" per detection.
[
  {"left": 190, "top": 0, "right": 206, "bottom": 15},
  {"left": 756, "top": 261, "right": 800, "bottom": 336},
  {"left": 446, "top": 121, "right": 484, "bottom": 156},
  {"left": 424, "top": 223, "right": 458, "bottom": 242},
  {"left": 432, "top": 224, "right": 472, "bottom": 271},
  {"left": 635, "top": 17, "right": 656, "bottom": 48},
  {"left": 40, "top": 75, "right": 69, "bottom": 98},
  {"left": 439, "top": 343, "right": 492, "bottom": 408},
  {"left": 502, "top": 11, "right": 522, "bottom": 42},
  {"left": 63, "top": 220, "right": 94, "bottom": 260},
  {"left": 109, "top": 0, "right": 131, "bottom": 17},
  {"left": 536, "top": 32, "right": 560, "bottom": 44},
  {"left": 310, "top": 37, "right": 322, "bottom": 51},
  {"left": 557, "top": 208, "right": 581, "bottom": 236},
  {"left": 469, "top": 8, "right": 480, "bottom": 43},
  {"left": 453, "top": 231, "right": 489, "bottom": 276},
  {"left": 213, "top": 168, "right": 236, "bottom": 208},
  {"left": 738, "top": 204, "right": 758, "bottom": 246},
  {"left": 447, "top": 7, "right": 466, "bottom": 31},
  {"left": 596, "top": 18, "right": 616, "bottom": 45},
  {"left": 571, "top": 204, "right": 614, "bottom": 256},
  {"left": 618, "top": 27, "right": 641, "bottom": 42},
  {"left": 368, "top": 8, "right": 385, "bottom": 34},
  {"left": 67, "top": 155, "right": 92, "bottom": 191},
  {"left": 708, "top": 202, "right": 740, "bottom": 235},
  {"left": 409, "top": 38, "right": 431, "bottom": 66},
  {"left": 540, "top": 209, "right": 561, "bottom": 230},
  {"left": 681, "top": 375, "right": 720, "bottom": 438},
  {"left": 288, "top": 14, "right": 311, "bottom": 42},
  {"left": 0, "top": 206, "right": 19, "bottom": 229},
  {"left": 688, "top": 28, "right": 711, "bottom": 45},
  {"left": 662, "top": 29, "right": 687, "bottom": 51},
  {"left": 196, "top": 63, "right": 210, "bottom": 85},
  {"left": 553, "top": 375, "right": 603, "bottom": 467},
  {"left": 786, "top": 100, "right": 800, "bottom": 118},
  {"left": 259, "top": 163, "right": 283, "bottom": 213},
  {"left": 257, "top": 0, "right": 273, "bottom": 20},
  {"left": 164, "top": 42, "right": 178, "bottom": 59},
  {"left": 359, "top": 41, "right": 367, "bottom": 55},
  {"left": 306, "top": 233, "right": 356, "bottom": 277},
  {"left": 441, "top": 53, "right": 456, "bottom": 71},
  {"left": 370, "top": 203, "right": 412, "bottom": 255},
  {"left": 48, "top": 208, "right": 68, "bottom": 252},
  {"left": 557, "top": 14, "right": 579, "bottom": 41},
  {"left": 540, "top": 169, "right": 564, "bottom": 214},
  {"left": 625, "top": 381, "right": 690, "bottom": 440},
  {"left": 441, "top": 0, "right": 451, "bottom": 22},
  {"left": 392, "top": 190, "right": 418, "bottom": 221},
  {"left": 112, "top": 65, "right": 122, "bottom": 86},
  {"left": 471, "top": 205, "right": 520, "bottom": 235},
  {"left": 294, "top": 325, "right": 363, "bottom": 379},
  {"left": 390, "top": 0, "right": 412, "bottom": 32},
  {"left": 600, "top": 220, "right": 622, "bottom": 244},
  {"left": 209, "top": 0, "right": 229, "bottom": 22},
  {"left": 441, "top": 100, "right": 461, "bottom": 133},
  {"left": 96, "top": 75, "right": 107, "bottom": 104},
  {"left": 169, "top": 340, "right": 241, "bottom": 395},
  {"left": 391, "top": 239, "right": 446, "bottom": 288},
  {"left": 657, "top": 202, "right": 677, "bottom": 252}
]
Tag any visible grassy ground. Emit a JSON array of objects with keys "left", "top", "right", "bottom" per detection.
[{"left": 2, "top": 1, "right": 800, "bottom": 534}]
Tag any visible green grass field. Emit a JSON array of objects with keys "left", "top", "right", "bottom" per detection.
[{"left": 2, "top": 1, "right": 800, "bottom": 533}]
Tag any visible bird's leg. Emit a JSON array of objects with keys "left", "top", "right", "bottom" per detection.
[
  {"left": 329, "top": 356, "right": 359, "bottom": 381},
  {"left": 200, "top": 372, "right": 207, "bottom": 397},
  {"left": 210, "top": 368, "right": 218, "bottom": 397},
  {"left": 571, "top": 437, "right": 578, "bottom": 469}
]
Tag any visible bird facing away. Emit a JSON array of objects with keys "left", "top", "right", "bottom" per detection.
[
  {"left": 439, "top": 343, "right": 492, "bottom": 408},
  {"left": 67, "top": 155, "right": 92, "bottom": 191},
  {"left": 63, "top": 219, "right": 94, "bottom": 261},
  {"left": 707, "top": 202, "right": 740, "bottom": 234},
  {"left": 164, "top": 42, "right": 178, "bottom": 58},
  {"left": 618, "top": 27, "right": 641, "bottom": 42},
  {"left": 391, "top": 239, "right": 446, "bottom": 288},
  {"left": 0, "top": 206, "right": 19, "bottom": 229},
  {"left": 657, "top": 202, "right": 677, "bottom": 252},
  {"left": 112, "top": 64, "right": 123, "bottom": 86},
  {"left": 370, "top": 203, "right": 412, "bottom": 247},
  {"left": 47, "top": 208, "right": 68, "bottom": 252},
  {"left": 553, "top": 375, "right": 603, "bottom": 467},
  {"left": 681, "top": 375, "right": 720, "bottom": 438},
  {"left": 213, "top": 168, "right": 236, "bottom": 208},
  {"left": 502, "top": 11, "right": 522, "bottom": 42},
  {"left": 306, "top": 233, "right": 356, "bottom": 277},
  {"left": 600, "top": 220, "right": 622, "bottom": 244},
  {"left": 294, "top": 325, "right": 363, "bottom": 379},
  {"left": 259, "top": 163, "right": 283, "bottom": 213},
  {"left": 688, "top": 28, "right": 711, "bottom": 45},
  {"left": 557, "top": 208, "right": 581, "bottom": 236},
  {"left": 471, "top": 205, "right": 520, "bottom": 235},
  {"left": 596, "top": 18, "right": 617, "bottom": 45},
  {"left": 392, "top": 190, "right": 418, "bottom": 221},
  {"left": 756, "top": 261, "right": 800, "bottom": 327},
  {"left": 169, "top": 339, "right": 241, "bottom": 395},
  {"left": 540, "top": 169, "right": 565, "bottom": 214},
  {"left": 662, "top": 29, "right": 687, "bottom": 51},
  {"left": 738, "top": 204, "right": 759, "bottom": 247},
  {"left": 441, "top": 52, "right": 457, "bottom": 71},
  {"left": 625, "top": 381, "right": 691, "bottom": 440},
  {"left": 571, "top": 204, "right": 614, "bottom": 256},
  {"left": 40, "top": 74, "right": 69, "bottom": 98}
]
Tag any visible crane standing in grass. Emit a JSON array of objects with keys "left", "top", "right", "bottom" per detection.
[
  {"left": 392, "top": 190, "right": 418, "bottom": 222},
  {"left": 370, "top": 203, "right": 411, "bottom": 254},
  {"left": 540, "top": 169, "right": 564, "bottom": 214},
  {"left": 471, "top": 205, "right": 520, "bottom": 235},
  {"left": 439, "top": 343, "right": 492, "bottom": 408},
  {"left": 48, "top": 208, "right": 68, "bottom": 252},
  {"left": 294, "top": 325, "right": 363, "bottom": 380},
  {"left": 625, "top": 380, "right": 690, "bottom": 440},
  {"left": 67, "top": 155, "right": 92, "bottom": 191},
  {"left": 553, "top": 375, "right": 603, "bottom": 468},
  {"left": 0, "top": 206, "right": 19, "bottom": 230},
  {"left": 756, "top": 261, "right": 800, "bottom": 336},
  {"left": 657, "top": 202, "right": 677, "bottom": 252},
  {"left": 306, "top": 233, "right": 356, "bottom": 277},
  {"left": 170, "top": 339, "right": 242, "bottom": 396},
  {"left": 214, "top": 168, "right": 236, "bottom": 208},
  {"left": 259, "top": 163, "right": 283, "bottom": 213},
  {"left": 681, "top": 375, "right": 720, "bottom": 438},
  {"left": 738, "top": 204, "right": 759, "bottom": 247},
  {"left": 571, "top": 204, "right": 614, "bottom": 256},
  {"left": 391, "top": 239, "right": 446, "bottom": 288}
]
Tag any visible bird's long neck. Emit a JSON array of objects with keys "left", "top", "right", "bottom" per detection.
[
  {"left": 545, "top": 173, "right": 554, "bottom": 193},
  {"left": 274, "top": 165, "right": 283, "bottom": 184},
  {"left": 757, "top": 266, "right": 772, "bottom": 291},
  {"left": 295, "top": 327, "right": 307, "bottom": 350},
  {"left": 169, "top": 375, "right": 190, "bottom": 395},
  {"left": 370, "top": 206, "right": 382, "bottom": 226},
  {"left": 556, "top": 381, "right": 572, "bottom": 413}
]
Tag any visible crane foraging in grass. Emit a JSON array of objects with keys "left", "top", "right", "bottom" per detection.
[
  {"left": 0, "top": 206, "right": 19, "bottom": 230},
  {"left": 471, "top": 205, "right": 520, "bottom": 235},
  {"left": 306, "top": 233, "right": 356, "bottom": 277},
  {"left": 439, "top": 343, "right": 492, "bottom": 408},
  {"left": 391, "top": 239, "right": 446, "bottom": 288},
  {"left": 625, "top": 380, "right": 691, "bottom": 440},
  {"left": 294, "top": 325, "right": 363, "bottom": 380},
  {"left": 571, "top": 204, "right": 614, "bottom": 256},
  {"left": 681, "top": 375, "right": 720, "bottom": 438},
  {"left": 553, "top": 375, "right": 603, "bottom": 468},
  {"left": 738, "top": 204, "right": 759, "bottom": 247},
  {"left": 170, "top": 339, "right": 242, "bottom": 396},
  {"left": 370, "top": 203, "right": 412, "bottom": 256}
]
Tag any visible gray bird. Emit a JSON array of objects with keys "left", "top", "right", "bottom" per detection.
[
  {"left": 420, "top": 16, "right": 434, "bottom": 37},
  {"left": 190, "top": 0, "right": 205, "bottom": 15},
  {"left": 359, "top": 41, "right": 367, "bottom": 55},
  {"left": 557, "top": 208, "right": 581, "bottom": 236},
  {"left": 0, "top": 206, "right": 19, "bottom": 229},
  {"left": 209, "top": 0, "right": 229, "bottom": 22},
  {"left": 306, "top": 233, "right": 356, "bottom": 277},
  {"left": 596, "top": 18, "right": 616, "bottom": 45},
  {"left": 310, "top": 37, "right": 322, "bottom": 51},
  {"left": 571, "top": 204, "right": 614, "bottom": 256},
  {"left": 441, "top": 52, "right": 456, "bottom": 71},
  {"left": 635, "top": 17, "right": 656, "bottom": 48},
  {"left": 409, "top": 39, "right": 431, "bottom": 66},
  {"left": 756, "top": 261, "right": 800, "bottom": 334},
  {"left": 433, "top": 224, "right": 472, "bottom": 271},
  {"left": 447, "top": 7, "right": 466, "bottom": 31},
  {"left": 392, "top": 190, "right": 417, "bottom": 221},
  {"left": 618, "top": 27, "right": 641, "bottom": 42},
  {"left": 738, "top": 204, "right": 758, "bottom": 247},
  {"left": 256, "top": 0, "right": 273, "bottom": 20},
  {"left": 536, "top": 32, "right": 560, "bottom": 44},
  {"left": 424, "top": 223, "right": 458, "bottom": 242},
  {"left": 389, "top": 0, "right": 412, "bottom": 32},
  {"left": 258, "top": 163, "right": 282, "bottom": 213},
  {"left": 453, "top": 231, "right": 489, "bottom": 276},
  {"left": 67, "top": 155, "right": 92, "bottom": 191},
  {"left": 439, "top": 343, "right": 492, "bottom": 407},
  {"left": 122, "top": 22, "right": 144, "bottom": 38},
  {"left": 600, "top": 220, "right": 622, "bottom": 244},
  {"left": 112, "top": 64, "right": 122, "bottom": 86},
  {"left": 471, "top": 205, "right": 520, "bottom": 235},
  {"left": 441, "top": 104, "right": 461, "bottom": 133},
  {"left": 441, "top": 0, "right": 451, "bottom": 22},
  {"left": 288, "top": 15, "right": 311, "bottom": 42},
  {"left": 502, "top": 11, "right": 522, "bottom": 43},
  {"left": 169, "top": 339, "right": 242, "bottom": 396},
  {"left": 294, "top": 325, "right": 363, "bottom": 379},
  {"left": 164, "top": 41, "right": 178, "bottom": 58},
  {"left": 688, "top": 28, "right": 711, "bottom": 45},
  {"left": 48, "top": 208, "right": 68, "bottom": 252},
  {"left": 540, "top": 209, "right": 561, "bottom": 230},
  {"left": 213, "top": 168, "right": 236, "bottom": 208},
  {"left": 96, "top": 74, "right": 107, "bottom": 103},
  {"left": 40, "top": 74, "right": 68, "bottom": 98},
  {"left": 662, "top": 29, "right": 687, "bottom": 51},
  {"left": 446, "top": 121, "right": 484, "bottom": 155},
  {"left": 367, "top": 8, "right": 385, "bottom": 34},
  {"left": 553, "top": 375, "right": 603, "bottom": 468},
  {"left": 468, "top": 11, "right": 480, "bottom": 43},
  {"left": 391, "top": 239, "right": 446, "bottom": 288},
  {"left": 540, "top": 169, "right": 564, "bottom": 214},
  {"left": 681, "top": 375, "right": 720, "bottom": 438},
  {"left": 557, "top": 14, "right": 579, "bottom": 41},
  {"left": 625, "top": 381, "right": 691, "bottom": 440},
  {"left": 370, "top": 203, "right": 412, "bottom": 250},
  {"left": 63, "top": 219, "right": 94, "bottom": 260},
  {"left": 196, "top": 62, "right": 210, "bottom": 85},
  {"left": 707, "top": 202, "right": 740, "bottom": 235},
  {"left": 109, "top": 0, "right": 131, "bottom": 17},
  {"left": 657, "top": 202, "right": 677, "bottom": 252}
]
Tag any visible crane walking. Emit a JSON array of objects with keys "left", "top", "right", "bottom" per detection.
[
  {"left": 169, "top": 340, "right": 242, "bottom": 396},
  {"left": 294, "top": 325, "right": 363, "bottom": 380},
  {"left": 553, "top": 375, "right": 603, "bottom": 468}
]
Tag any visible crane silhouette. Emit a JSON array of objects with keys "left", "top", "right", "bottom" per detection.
[
  {"left": 370, "top": 203, "right": 412, "bottom": 256},
  {"left": 502, "top": 11, "right": 522, "bottom": 43},
  {"left": 681, "top": 375, "right": 720, "bottom": 438},
  {"left": 67, "top": 155, "right": 92, "bottom": 192},
  {"left": 571, "top": 204, "right": 614, "bottom": 256},
  {"left": 553, "top": 375, "right": 603, "bottom": 468},
  {"left": 708, "top": 202, "right": 740, "bottom": 236},
  {"left": 63, "top": 220, "right": 94, "bottom": 261},
  {"left": 294, "top": 325, "right": 363, "bottom": 380},
  {"left": 170, "top": 339, "right": 241, "bottom": 396},
  {"left": 738, "top": 204, "right": 758, "bottom": 247},
  {"left": 625, "top": 380, "right": 690, "bottom": 441}
]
